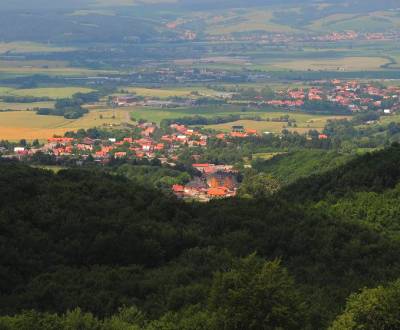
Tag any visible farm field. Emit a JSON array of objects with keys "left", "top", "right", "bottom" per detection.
[
  {"left": 205, "top": 9, "right": 298, "bottom": 34},
  {"left": 129, "top": 106, "right": 351, "bottom": 133},
  {"left": 265, "top": 56, "right": 390, "bottom": 71},
  {"left": 0, "top": 66, "right": 112, "bottom": 77},
  {"left": 129, "top": 105, "right": 266, "bottom": 123},
  {"left": 120, "top": 86, "right": 220, "bottom": 98},
  {"left": 205, "top": 113, "right": 351, "bottom": 134},
  {"left": 309, "top": 11, "right": 400, "bottom": 33},
  {"left": 0, "top": 60, "right": 103, "bottom": 77},
  {"left": 0, "top": 101, "right": 55, "bottom": 111},
  {"left": 0, "top": 60, "right": 69, "bottom": 69},
  {"left": 308, "top": 13, "right": 359, "bottom": 31},
  {"left": 0, "top": 42, "right": 75, "bottom": 53},
  {"left": 0, "top": 108, "right": 133, "bottom": 141},
  {"left": 0, "top": 95, "right": 352, "bottom": 140},
  {"left": 31, "top": 165, "right": 67, "bottom": 173},
  {"left": 0, "top": 87, "right": 94, "bottom": 99}
]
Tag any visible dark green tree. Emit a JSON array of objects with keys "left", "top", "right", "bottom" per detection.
[
  {"left": 330, "top": 280, "right": 400, "bottom": 330},
  {"left": 209, "top": 254, "right": 307, "bottom": 330}
]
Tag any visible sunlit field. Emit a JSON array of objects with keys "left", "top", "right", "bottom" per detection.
[{"left": 0, "top": 108, "right": 133, "bottom": 141}]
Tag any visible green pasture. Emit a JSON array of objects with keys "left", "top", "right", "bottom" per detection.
[{"left": 0, "top": 87, "right": 95, "bottom": 99}]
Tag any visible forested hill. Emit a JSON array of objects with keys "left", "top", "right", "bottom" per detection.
[
  {"left": 279, "top": 143, "right": 400, "bottom": 203},
  {"left": 2, "top": 147, "right": 400, "bottom": 329}
]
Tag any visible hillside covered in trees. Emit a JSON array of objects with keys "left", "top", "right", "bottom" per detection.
[{"left": 2, "top": 145, "right": 400, "bottom": 329}]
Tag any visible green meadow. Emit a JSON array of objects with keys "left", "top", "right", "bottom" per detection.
[{"left": 0, "top": 87, "right": 95, "bottom": 99}]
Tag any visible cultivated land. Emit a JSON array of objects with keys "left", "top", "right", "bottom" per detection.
[
  {"left": 268, "top": 56, "right": 391, "bottom": 71},
  {"left": 120, "top": 86, "right": 221, "bottom": 98},
  {"left": 0, "top": 66, "right": 113, "bottom": 77},
  {"left": 129, "top": 105, "right": 267, "bottom": 123},
  {"left": 0, "top": 99, "right": 350, "bottom": 140},
  {"left": 0, "top": 108, "right": 133, "bottom": 141},
  {"left": 0, "top": 87, "right": 94, "bottom": 99},
  {"left": 0, "top": 60, "right": 110, "bottom": 77},
  {"left": 205, "top": 114, "right": 351, "bottom": 134},
  {"left": 0, "top": 101, "right": 55, "bottom": 111},
  {"left": 206, "top": 9, "right": 298, "bottom": 35},
  {"left": 0, "top": 42, "right": 75, "bottom": 53}
]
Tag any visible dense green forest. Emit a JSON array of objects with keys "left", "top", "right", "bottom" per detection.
[
  {"left": 2, "top": 145, "right": 400, "bottom": 328},
  {"left": 251, "top": 150, "right": 352, "bottom": 185}
]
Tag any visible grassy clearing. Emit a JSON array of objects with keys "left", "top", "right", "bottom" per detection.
[
  {"left": 31, "top": 165, "right": 67, "bottom": 173},
  {"left": 0, "top": 87, "right": 95, "bottom": 99},
  {"left": 0, "top": 108, "right": 133, "bottom": 141},
  {"left": 252, "top": 152, "right": 287, "bottom": 160},
  {"left": 380, "top": 114, "right": 400, "bottom": 125}
]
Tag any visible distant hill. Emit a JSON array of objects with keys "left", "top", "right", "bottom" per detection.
[{"left": 0, "top": 0, "right": 398, "bottom": 43}]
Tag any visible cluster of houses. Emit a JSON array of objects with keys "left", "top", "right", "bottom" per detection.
[
  {"left": 23, "top": 123, "right": 206, "bottom": 162},
  {"left": 172, "top": 163, "right": 239, "bottom": 201},
  {"left": 265, "top": 80, "right": 400, "bottom": 114},
  {"left": 3, "top": 120, "right": 264, "bottom": 163},
  {"left": 206, "top": 30, "right": 400, "bottom": 44},
  {"left": 2, "top": 120, "right": 255, "bottom": 200}
]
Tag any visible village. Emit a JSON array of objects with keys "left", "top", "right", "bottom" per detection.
[
  {"left": 111, "top": 80, "right": 400, "bottom": 114},
  {"left": 2, "top": 79, "right": 400, "bottom": 201},
  {"left": 0, "top": 121, "right": 255, "bottom": 201},
  {"left": 205, "top": 30, "right": 400, "bottom": 44},
  {"left": 262, "top": 80, "right": 400, "bottom": 114}
]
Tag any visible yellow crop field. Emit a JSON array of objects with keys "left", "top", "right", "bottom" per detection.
[{"left": 0, "top": 108, "right": 133, "bottom": 141}]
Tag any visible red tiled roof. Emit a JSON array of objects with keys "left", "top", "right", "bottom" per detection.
[
  {"left": 207, "top": 187, "right": 228, "bottom": 197},
  {"left": 172, "top": 184, "right": 184, "bottom": 193}
]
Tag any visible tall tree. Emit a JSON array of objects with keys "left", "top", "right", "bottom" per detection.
[
  {"left": 330, "top": 280, "right": 400, "bottom": 330},
  {"left": 209, "top": 254, "right": 307, "bottom": 330}
]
